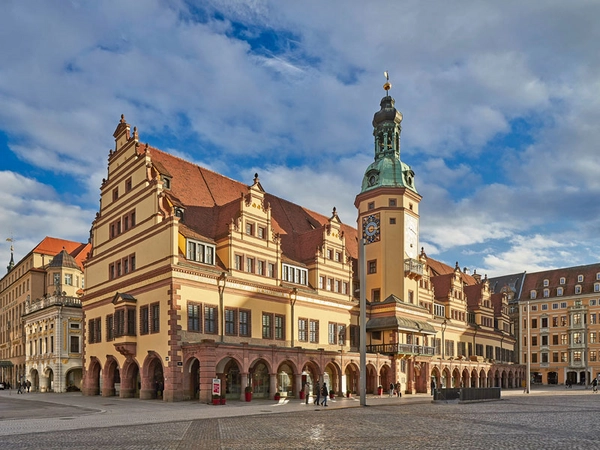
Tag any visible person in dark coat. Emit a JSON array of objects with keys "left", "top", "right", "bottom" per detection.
[{"left": 314, "top": 382, "right": 321, "bottom": 405}]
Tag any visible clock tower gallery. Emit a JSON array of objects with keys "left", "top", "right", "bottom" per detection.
[{"left": 354, "top": 81, "right": 423, "bottom": 306}]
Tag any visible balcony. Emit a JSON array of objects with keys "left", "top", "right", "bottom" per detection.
[
  {"left": 366, "top": 343, "right": 435, "bottom": 356},
  {"left": 25, "top": 295, "right": 82, "bottom": 314},
  {"left": 404, "top": 258, "right": 424, "bottom": 280}
]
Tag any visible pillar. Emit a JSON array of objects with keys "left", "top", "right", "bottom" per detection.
[
  {"left": 269, "top": 373, "right": 277, "bottom": 399},
  {"left": 294, "top": 372, "right": 302, "bottom": 399},
  {"left": 240, "top": 372, "right": 249, "bottom": 401}
]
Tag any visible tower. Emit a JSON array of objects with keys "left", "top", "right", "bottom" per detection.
[{"left": 354, "top": 75, "right": 423, "bottom": 305}]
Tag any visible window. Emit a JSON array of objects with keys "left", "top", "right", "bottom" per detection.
[
  {"left": 408, "top": 290, "right": 414, "bottom": 304},
  {"left": 70, "top": 336, "right": 80, "bottom": 353},
  {"left": 309, "top": 320, "right": 319, "bottom": 343},
  {"left": 162, "top": 176, "right": 171, "bottom": 189},
  {"left": 281, "top": 263, "right": 308, "bottom": 285},
  {"left": 115, "top": 307, "right": 136, "bottom": 337},
  {"left": 591, "top": 351, "right": 597, "bottom": 362},
  {"left": 106, "top": 315, "right": 114, "bottom": 341},
  {"left": 319, "top": 276, "right": 325, "bottom": 289},
  {"left": 543, "top": 279, "right": 549, "bottom": 287},
  {"left": 257, "top": 260, "right": 265, "bottom": 276},
  {"left": 88, "top": 318, "right": 102, "bottom": 344},
  {"left": 573, "top": 313, "right": 582, "bottom": 325},
  {"left": 531, "top": 336, "right": 538, "bottom": 346},
  {"left": 268, "top": 263, "right": 275, "bottom": 278},
  {"left": 541, "top": 304, "right": 548, "bottom": 310},
  {"left": 257, "top": 227, "right": 266, "bottom": 239},
  {"left": 591, "top": 300, "right": 597, "bottom": 306},
  {"left": 578, "top": 274, "right": 584, "bottom": 282},
  {"left": 530, "top": 290, "right": 536, "bottom": 299},
  {"left": 590, "top": 332, "right": 597, "bottom": 344},
  {"left": 573, "top": 351, "right": 582, "bottom": 362},
  {"left": 239, "top": 309, "right": 251, "bottom": 337},
  {"left": 553, "top": 351, "right": 559, "bottom": 363},
  {"left": 389, "top": 198, "right": 397, "bottom": 207},
  {"left": 275, "top": 314, "right": 285, "bottom": 340},
  {"left": 552, "top": 334, "right": 558, "bottom": 345},
  {"left": 204, "top": 306, "right": 217, "bottom": 334},
  {"left": 541, "top": 353, "right": 548, "bottom": 363},
  {"left": 187, "top": 240, "right": 215, "bottom": 265},
  {"left": 328, "top": 323, "right": 338, "bottom": 344},
  {"left": 575, "top": 285, "right": 582, "bottom": 294},
  {"left": 561, "top": 302, "right": 567, "bottom": 309},
  {"left": 235, "top": 255, "right": 242, "bottom": 270},
  {"left": 327, "top": 249, "right": 333, "bottom": 260},
  {"left": 561, "top": 352, "right": 568, "bottom": 362},
  {"left": 595, "top": 284, "right": 600, "bottom": 293},
  {"left": 591, "top": 314, "right": 597, "bottom": 325},
  {"left": 573, "top": 332, "right": 582, "bottom": 344},
  {"left": 541, "top": 317, "right": 548, "bottom": 328},
  {"left": 561, "top": 334, "right": 568, "bottom": 345},
  {"left": 140, "top": 305, "right": 149, "bottom": 335},
  {"left": 372, "top": 289, "right": 380, "bottom": 302},
  {"left": 557, "top": 287, "right": 563, "bottom": 296},
  {"left": 335, "top": 252, "right": 341, "bottom": 262},
  {"left": 151, "top": 302, "right": 160, "bottom": 333},
  {"left": 532, "top": 318, "right": 538, "bottom": 328},
  {"left": 298, "top": 318, "right": 308, "bottom": 342},
  {"left": 541, "top": 335, "right": 548, "bottom": 346},
  {"left": 246, "top": 222, "right": 254, "bottom": 236},
  {"left": 112, "top": 188, "right": 119, "bottom": 202},
  {"left": 543, "top": 289, "right": 549, "bottom": 298},
  {"left": 338, "top": 325, "right": 346, "bottom": 346},
  {"left": 53, "top": 272, "right": 60, "bottom": 286},
  {"left": 262, "top": 313, "right": 273, "bottom": 339},
  {"left": 225, "top": 309, "right": 236, "bottom": 335},
  {"left": 552, "top": 303, "right": 559, "bottom": 309},
  {"left": 560, "top": 277, "right": 566, "bottom": 284},
  {"left": 368, "top": 202, "right": 375, "bottom": 210},
  {"left": 389, "top": 217, "right": 396, "bottom": 224},
  {"left": 125, "top": 177, "right": 132, "bottom": 192},
  {"left": 368, "top": 260, "right": 377, "bottom": 274},
  {"left": 246, "top": 257, "right": 254, "bottom": 273},
  {"left": 65, "top": 274, "right": 73, "bottom": 286}
]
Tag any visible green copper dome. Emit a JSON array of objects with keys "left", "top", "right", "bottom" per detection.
[{"left": 360, "top": 94, "right": 417, "bottom": 194}]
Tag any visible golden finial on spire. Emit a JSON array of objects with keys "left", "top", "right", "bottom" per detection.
[{"left": 383, "top": 71, "right": 391, "bottom": 93}]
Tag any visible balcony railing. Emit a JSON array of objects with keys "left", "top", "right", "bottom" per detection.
[
  {"left": 366, "top": 343, "right": 435, "bottom": 355},
  {"left": 25, "top": 296, "right": 82, "bottom": 314},
  {"left": 404, "top": 258, "right": 424, "bottom": 279}
]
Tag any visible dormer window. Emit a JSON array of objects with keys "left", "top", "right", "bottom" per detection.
[
  {"left": 543, "top": 289, "right": 549, "bottom": 298},
  {"left": 557, "top": 287, "right": 563, "bottom": 296},
  {"left": 560, "top": 277, "right": 566, "bottom": 285},
  {"left": 282, "top": 263, "right": 308, "bottom": 286},
  {"left": 186, "top": 239, "right": 215, "bottom": 265},
  {"left": 597, "top": 272, "right": 600, "bottom": 281},
  {"left": 174, "top": 207, "right": 184, "bottom": 221},
  {"left": 595, "top": 283, "right": 600, "bottom": 293},
  {"left": 575, "top": 285, "right": 582, "bottom": 294},
  {"left": 543, "top": 279, "right": 549, "bottom": 287},
  {"left": 578, "top": 275, "right": 584, "bottom": 282},
  {"left": 162, "top": 176, "right": 171, "bottom": 189},
  {"left": 530, "top": 290, "right": 537, "bottom": 299}
]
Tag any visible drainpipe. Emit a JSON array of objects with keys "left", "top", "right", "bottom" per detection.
[
  {"left": 290, "top": 288, "right": 297, "bottom": 348},
  {"left": 218, "top": 272, "right": 228, "bottom": 343}
]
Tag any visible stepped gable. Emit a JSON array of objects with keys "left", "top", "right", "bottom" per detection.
[
  {"left": 521, "top": 263, "right": 600, "bottom": 297},
  {"left": 464, "top": 283, "right": 483, "bottom": 308},
  {"left": 491, "top": 292, "right": 506, "bottom": 315},
  {"left": 149, "top": 146, "right": 358, "bottom": 263}
]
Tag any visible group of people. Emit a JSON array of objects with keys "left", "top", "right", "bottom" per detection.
[
  {"left": 303, "top": 381, "right": 330, "bottom": 406},
  {"left": 389, "top": 382, "right": 401, "bottom": 397},
  {"left": 17, "top": 380, "right": 31, "bottom": 394}
]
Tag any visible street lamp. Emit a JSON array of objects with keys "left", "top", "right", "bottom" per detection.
[
  {"left": 441, "top": 319, "right": 447, "bottom": 360},
  {"left": 218, "top": 272, "right": 228, "bottom": 342},
  {"left": 339, "top": 328, "right": 345, "bottom": 395},
  {"left": 526, "top": 298, "right": 531, "bottom": 394}
]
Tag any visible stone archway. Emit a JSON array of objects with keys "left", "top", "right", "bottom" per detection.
[
  {"left": 249, "top": 359, "right": 271, "bottom": 399},
  {"left": 65, "top": 368, "right": 83, "bottom": 392},
  {"left": 470, "top": 369, "right": 478, "bottom": 387},
  {"left": 366, "top": 364, "right": 378, "bottom": 394},
  {"left": 183, "top": 357, "right": 200, "bottom": 401},
  {"left": 102, "top": 357, "right": 120, "bottom": 397},
  {"left": 276, "top": 361, "right": 297, "bottom": 398},
  {"left": 380, "top": 364, "right": 392, "bottom": 392},
  {"left": 323, "top": 361, "right": 339, "bottom": 396},
  {"left": 430, "top": 366, "right": 441, "bottom": 391},
  {"left": 30, "top": 369, "right": 40, "bottom": 392},
  {"left": 141, "top": 353, "right": 164, "bottom": 400},
  {"left": 345, "top": 362, "right": 359, "bottom": 395},
  {"left": 83, "top": 358, "right": 102, "bottom": 396},
  {"left": 121, "top": 359, "right": 140, "bottom": 398}
]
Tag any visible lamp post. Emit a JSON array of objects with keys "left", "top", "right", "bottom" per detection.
[
  {"left": 526, "top": 299, "right": 531, "bottom": 394},
  {"left": 218, "top": 272, "right": 228, "bottom": 343},
  {"left": 339, "top": 328, "right": 345, "bottom": 396},
  {"left": 359, "top": 238, "right": 367, "bottom": 406}
]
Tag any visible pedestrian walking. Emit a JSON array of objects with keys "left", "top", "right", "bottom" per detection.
[
  {"left": 395, "top": 381, "right": 401, "bottom": 397},
  {"left": 26, "top": 380, "right": 31, "bottom": 393},
  {"left": 314, "top": 382, "right": 321, "bottom": 405},
  {"left": 304, "top": 382, "right": 310, "bottom": 404},
  {"left": 320, "top": 382, "right": 328, "bottom": 406},
  {"left": 389, "top": 382, "right": 394, "bottom": 397},
  {"left": 17, "top": 381, "right": 22, "bottom": 394},
  {"left": 592, "top": 378, "right": 598, "bottom": 393}
]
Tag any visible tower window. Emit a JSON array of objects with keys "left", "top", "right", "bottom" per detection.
[
  {"left": 368, "top": 260, "right": 377, "bottom": 274},
  {"left": 389, "top": 218, "right": 396, "bottom": 224},
  {"left": 389, "top": 199, "right": 397, "bottom": 207},
  {"left": 368, "top": 202, "right": 375, "bottom": 210}
]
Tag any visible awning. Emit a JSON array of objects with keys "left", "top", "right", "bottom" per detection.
[{"left": 0, "top": 361, "right": 14, "bottom": 368}]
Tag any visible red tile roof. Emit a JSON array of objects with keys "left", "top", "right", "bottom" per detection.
[
  {"left": 33, "top": 236, "right": 90, "bottom": 271},
  {"left": 147, "top": 146, "right": 358, "bottom": 263}
]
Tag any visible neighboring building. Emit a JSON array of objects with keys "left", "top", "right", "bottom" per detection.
[
  {"left": 492, "top": 264, "right": 600, "bottom": 385},
  {"left": 0, "top": 237, "right": 90, "bottom": 390},
  {"left": 82, "top": 87, "right": 523, "bottom": 403}
]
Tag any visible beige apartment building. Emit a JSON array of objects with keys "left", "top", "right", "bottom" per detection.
[
  {"left": 0, "top": 237, "right": 90, "bottom": 390},
  {"left": 504, "top": 264, "right": 600, "bottom": 385},
  {"left": 81, "top": 86, "right": 523, "bottom": 403}
]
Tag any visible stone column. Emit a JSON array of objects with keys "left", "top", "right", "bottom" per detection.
[
  {"left": 294, "top": 372, "right": 302, "bottom": 399},
  {"left": 240, "top": 372, "right": 249, "bottom": 401},
  {"left": 269, "top": 373, "right": 277, "bottom": 399}
]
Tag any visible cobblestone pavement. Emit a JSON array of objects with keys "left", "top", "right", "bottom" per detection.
[{"left": 1, "top": 387, "right": 600, "bottom": 448}]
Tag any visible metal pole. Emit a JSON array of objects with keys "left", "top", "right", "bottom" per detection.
[
  {"left": 359, "top": 238, "right": 367, "bottom": 406},
  {"left": 526, "top": 299, "right": 531, "bottom": 394}
]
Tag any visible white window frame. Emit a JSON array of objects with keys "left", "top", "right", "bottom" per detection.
[
  {"left": 281, "top": 263, "right": 308, "bottom": 286},
  {"left": 186, "top": 239, "right": 215, "bottom": 265}
]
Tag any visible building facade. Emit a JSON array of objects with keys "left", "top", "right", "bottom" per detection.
[
  {"left": 0, "top": 238, "right": 89, "bottom": 390},
  {"left": 493, "top": 264, "right": 600, "bottom": 385},
  {"left": 81, "top": 88, "right": 523, "bottom": 403}
]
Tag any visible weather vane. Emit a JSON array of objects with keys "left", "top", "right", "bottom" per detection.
[{"left": 383, "top": 71, "right": 391, "bottom": 93}]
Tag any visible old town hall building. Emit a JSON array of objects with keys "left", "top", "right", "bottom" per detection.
[{"left": 81, "top": 85, "right": 524, "bottom": 402}]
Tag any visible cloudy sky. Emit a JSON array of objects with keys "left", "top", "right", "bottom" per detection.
[{"left": 1, "top": 0, "right": 599, "bottom": 278}]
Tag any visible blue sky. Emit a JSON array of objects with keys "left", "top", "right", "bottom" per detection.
[{"left": 1, "top": 0, "right": 600, "bottom": 277}]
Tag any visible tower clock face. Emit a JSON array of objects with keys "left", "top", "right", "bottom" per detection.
[
  {"left": 404, "top": 213, "right": 418, "bottom": 258},
  {"left": 362, "top": 213, "right": 380, "bottom": 244}
]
